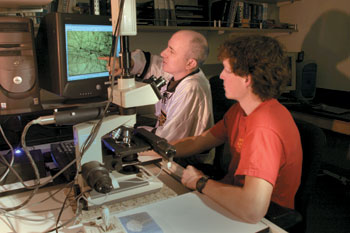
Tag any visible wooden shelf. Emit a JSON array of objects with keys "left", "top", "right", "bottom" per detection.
[{"left": 137, "top": 25, "right": 297, "bottom": 34}]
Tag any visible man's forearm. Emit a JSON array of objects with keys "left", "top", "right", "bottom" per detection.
[
  {"left": 172, "top": 136, "right": 200, "bottom": 158},
  {"left": 201, "top": 177, "right": 271, "bottom": 224},
  {"left": 172, "top": 130, "right": 221, "bottom": 158}
]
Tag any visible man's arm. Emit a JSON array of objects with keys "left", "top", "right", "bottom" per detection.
[
  {"left": 98, "top": 49, "right": 167, "bottom": 79},
  {"left": 182, "top": 166, "right": 273, "bottom": 224},
  {"left": 172, "top": 130, "right": 223, "bottom": 158}
]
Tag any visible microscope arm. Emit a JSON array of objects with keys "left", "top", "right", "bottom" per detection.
[{"left": 133, "top": 128, "right": 175, "bottom": 162}]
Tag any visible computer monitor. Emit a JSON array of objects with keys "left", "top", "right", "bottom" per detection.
[
  {"left": 36, "top": 13, "right": 119, "bottom": 103},
  {"left": 283, "top": 52, "right": 297, "bottom": 93}
]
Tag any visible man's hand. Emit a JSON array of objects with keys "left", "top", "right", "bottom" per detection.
[
  {"left": 98, "top": 56, "right": 122, "bottom": 76},
  {"left": 181, "top": 165, "right": 205, "bottom": 190}
]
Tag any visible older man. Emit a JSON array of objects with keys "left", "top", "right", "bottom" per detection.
[{"left": 102, "top": 30, "right": 214, "bottom": 166}]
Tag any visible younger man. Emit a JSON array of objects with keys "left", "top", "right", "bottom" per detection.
[{"left": 173, "top": 35, "right": 302, "bottom": 223}]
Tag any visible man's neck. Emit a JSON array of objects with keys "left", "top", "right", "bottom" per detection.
[
  {"left": 239, "top": 93, "right": 263, "bottom": 116},
  {"left": 173, "top": 68, "right": 198, "bottom": 81}
]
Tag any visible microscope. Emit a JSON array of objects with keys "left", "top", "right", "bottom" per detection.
[{"left": 72, "top": 0, "right": 175, "bottom": 208}]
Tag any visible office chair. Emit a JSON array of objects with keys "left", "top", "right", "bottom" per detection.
[
  {"left": 203, "top": 75, "right": 326, "bottom": 231},
  {"left": 192, "top": 76, "right": 235, "bottom": 179},
  {"left": 265, "top": 119, "right": 326, "bottom": 233},
  {"left": 208, "top": 77, "right": 326, "bottom": 231},
  {"left": 209, "top": 75, "right": 236, "bottom": 123}
]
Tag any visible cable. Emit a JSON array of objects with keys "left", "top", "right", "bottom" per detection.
[
  {"left": 0, "top": 0, "right": 127, "bottom": 224},
  {"left": 77, "top": 0, "right": 125, "bottom": 181},
  {"left": 0, "top": 210, "right": 17, "bottom": 233},
  {"left": 0, "top": 182, "right": 77, "bottom": 233},
  {"left": 48, "top": 1, "right": 126, "bottom": 230},
  {"left": 19, "top": 181, "right": 74, "bottom": 211},
  {"left": 0, "top": 125, "right": 15, "bottom": 182},
  {"left": 55, "top": 181, "right": 74, "bottom": 233},
  {"left": 0, "top": 120, "right": 39, "bottom": 212}
]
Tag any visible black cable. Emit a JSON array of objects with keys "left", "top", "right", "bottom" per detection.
[
  {"left": 51, "top": 0, "right": 126, "bottom": 230},
  {"left": 55, "top": 181, "right": 74, "bottom": 233}
]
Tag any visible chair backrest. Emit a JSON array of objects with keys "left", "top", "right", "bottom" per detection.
[
  {"left": 265, "top": 119, "right": 326, "bottom": 232},
  {"left": 209, "top": 75, "right": 236, "bottom": 123},
  {"left": 209, "top": 75, "right": 235, "bottom": 179},
  {"left": 292, "top": 119, "right": 326, "bottom": 232}
]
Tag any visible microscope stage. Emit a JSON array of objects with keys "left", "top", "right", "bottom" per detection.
[{"left": 81, "top": 172, "right": 163, "bottom": 208}]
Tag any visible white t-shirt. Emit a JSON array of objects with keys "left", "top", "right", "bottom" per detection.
[{"left": 131, "top": 49, "right": 214, "bottom": 163}]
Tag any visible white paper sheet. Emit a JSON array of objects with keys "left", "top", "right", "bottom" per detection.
[{"left": 115, "top": 192, "right": 269, "bottom": 233}]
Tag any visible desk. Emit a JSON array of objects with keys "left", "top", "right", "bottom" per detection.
[
  {"left": 0, "top": 163, "right": 287, "bottom": 233},
  {"left": 291, "top": 110, "right": 350, "bottom": 135},
  {"left": 281, "top": 102, "right": 350, "bottom": 136}
]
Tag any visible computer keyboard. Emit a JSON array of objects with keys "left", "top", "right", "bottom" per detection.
[
  {"left": 50, "top": 141, "right": 76, "bottom": 181},
  {"left": 311, "top": 104, "right": 350, "bottom": 115}
]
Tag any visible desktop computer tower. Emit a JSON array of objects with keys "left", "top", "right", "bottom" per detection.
[
  {"left": 0, "top": 17, "right": 41, "bottom": 115},
  {"left": 295, "top": 61, "right": 317, "bottom": 101}
]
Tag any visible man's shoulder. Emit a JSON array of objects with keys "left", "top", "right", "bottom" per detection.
[
  {"left": 180, "top": 71, "right": 209, "bottom": 87},
  {"left": 248, "top": 100, "right": 295, "bottom": 132}
]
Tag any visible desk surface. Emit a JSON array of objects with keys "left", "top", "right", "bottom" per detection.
[
  {"left": 0, "top": 163, "right": 287, "bottom": 233},
  {"left": 282, "top": 103, "right": 350, "bottom": 135},
  {"left": 291, "top": 110, "right": 350, "bottom": 135}
]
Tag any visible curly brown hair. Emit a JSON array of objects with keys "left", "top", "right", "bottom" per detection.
[{"left": 218, "top": 35, "right": 290, "bottom": 101}]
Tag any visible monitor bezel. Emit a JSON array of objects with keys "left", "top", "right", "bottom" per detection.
[
  {"left": 59, "top": 13, "right": 114, "bottom": 101},
  {"left": 37, "top": 13, "right": 116, "bottom": 103}
]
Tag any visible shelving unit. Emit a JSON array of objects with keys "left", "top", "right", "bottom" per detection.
[
  {"left": 0, "top": 0, "right": 299, "bottom": 35},
  {"left": 137, "top": 0, "right": 299, "bottom": 35},
  {"left": 138, "top": 24, "right": 297, "bottom": 33}
]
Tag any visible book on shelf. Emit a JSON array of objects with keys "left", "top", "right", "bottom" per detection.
[
  {"left": 221, "top": 0, "right": 231, "bottom": 25},
  {"left": 158, "top": 0, "right": 167, "bottom": 26},
  {"left": 154, "top": 0, "right": 160, "bottom": 25},
  {"left": 249, "top": 3, "right": 263, "bottom": 28},
  {"left": 212, "top": 1, "right": 277, "bottom": 29},
  {"left": 262, "top": 2, "right": 268, "bottom": 21},
  {"left": 226, "top": 0, "right": 237, "bottom": 27},
  {"left": 175, "top": 4, "right": 206, "bottom": 26},
  {"left": 168, "top": 0, "right": 177, "bottom": 26},
  {"left": 154, "top": 0, "right": 176, "bottom": 26},
  {"left": 57, "top": 0, "right": 76, "bottom": 13},
  {"left": 136, "top": 0, "right": 154, "bottom": 25},
  {"left": 233, "top": 1, "right": 243, "bottom": 27},
  {"left": 229, "top": 1, "right": 266, "bottom": 28},
  {"left": 241, "top": 2, "right": 250, "bottom": 28}
]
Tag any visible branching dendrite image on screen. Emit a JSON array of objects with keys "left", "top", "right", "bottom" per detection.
[{"left": 65, "top": 24, "right": 114, "bottom": 81}]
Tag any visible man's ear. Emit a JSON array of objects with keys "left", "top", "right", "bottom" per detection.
[
  {"left": 245, "top": 75, "right": 252, "bottom": 86},
  {"left": 186, "top": 58, "right": 198, "bottom": 70}
]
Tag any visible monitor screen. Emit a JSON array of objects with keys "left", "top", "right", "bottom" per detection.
[
  {"left": 36, "top": 13, "right": 119, "bottom": 103},
  {"left": 283, "top": 52, "right": 297, "bottom": 92},
  {"left": 65, "top": 23, "right": 113, "bottom": 82}
]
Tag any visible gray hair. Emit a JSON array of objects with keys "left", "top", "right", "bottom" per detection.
[{"left": 182, "top": 30, "right": 209, "bottom": 67}]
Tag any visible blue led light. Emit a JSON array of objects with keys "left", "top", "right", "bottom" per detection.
[{"left": 15, "top": 149, "right": 23, "bottom": 154}]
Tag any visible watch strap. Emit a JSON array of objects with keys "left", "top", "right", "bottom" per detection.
[{"left": 196, "top": 176, "right": 209, "bottom": 193}]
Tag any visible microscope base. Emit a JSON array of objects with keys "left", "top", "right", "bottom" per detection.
[{"left": 79, "top": 173, "right": 163, "bottom": 209}]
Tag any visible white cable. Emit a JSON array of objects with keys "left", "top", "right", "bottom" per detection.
[{"left": 0, "top": 125, "right": 15, "bottom": 182}]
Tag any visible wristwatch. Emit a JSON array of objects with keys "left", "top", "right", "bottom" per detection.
[{"left": 196, "top": 176, "right": 209, "bottom": 193}]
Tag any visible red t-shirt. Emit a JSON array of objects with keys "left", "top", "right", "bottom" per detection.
[{"left": 210, "top": 99, "right": 302, "bottom": 209}]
